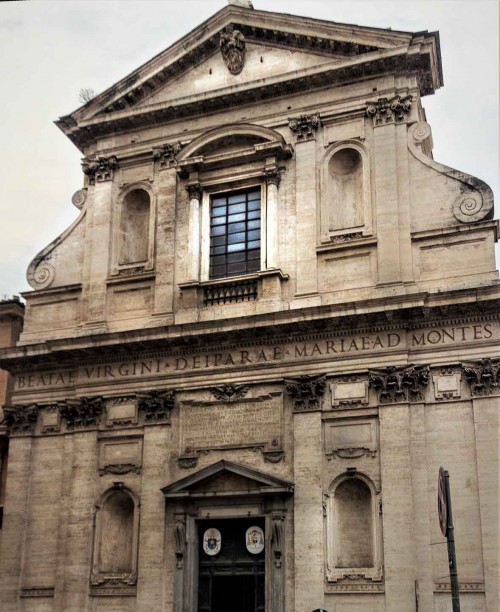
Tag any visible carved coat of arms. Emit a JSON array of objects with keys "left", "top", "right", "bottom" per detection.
[{"left": 220, "top": 28, "right": 246, "bottom": 75}]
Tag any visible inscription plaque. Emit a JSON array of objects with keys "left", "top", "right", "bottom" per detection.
[
  {"left": 13, "top": 322, "right": 497, "bottom": 392},
  {"left": 181, "top": 394, "right": 282, "bottom": 453}
]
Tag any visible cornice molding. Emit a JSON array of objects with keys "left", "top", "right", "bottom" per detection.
[
  {"left": 2, "top": 293, "right": 499, "bottom": 372},
  {"left": 58, "top": 46, "right": 439, "bottom": 151}
]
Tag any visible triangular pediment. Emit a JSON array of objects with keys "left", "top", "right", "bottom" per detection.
[
  {"left": 161, "top": 460, "right": 294, "bottom": 499},
  {"left": 133, "top": 42, "right": 340, "bottom": 109},
  {"left": 57, "top": 5, "right": 442, "bottom": 150}
]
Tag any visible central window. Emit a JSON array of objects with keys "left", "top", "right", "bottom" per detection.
[{"left": 209, "top": 188, "right": 261, "bottom": 279}]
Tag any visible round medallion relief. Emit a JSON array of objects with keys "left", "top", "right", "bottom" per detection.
[
  {"left": 202, "top": 528, "right": 222, "bottom": 556},
  {"left": 245, "top": 526, "right": 264, "bottom": 554},
  {"left": 72, "top": 188, "right": 87, "bottom": 209}
]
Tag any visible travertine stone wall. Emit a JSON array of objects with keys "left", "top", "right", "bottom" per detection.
[{"left": 1, "top": 5, "right": 498, "bottom": 612}]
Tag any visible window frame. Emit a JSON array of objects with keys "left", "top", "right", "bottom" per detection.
[{"left": 201, "top": 181, "right": 267, "bottom": 282}]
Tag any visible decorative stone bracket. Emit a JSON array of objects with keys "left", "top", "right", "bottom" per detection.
[
  {"left": 369, "top": 364, "right": 430, "bottom": 403},
  {"left": 285, "top": 374, "right": 327, "bottom": 411},
  {"left": 178, "top": 440, "right": 285, "bottom": 469},
  {"left": 271, "top": 511, "right": 284, "bottom": 568},
  {"left": 174, "top": 515, "right": 186, "bottom": 569}
]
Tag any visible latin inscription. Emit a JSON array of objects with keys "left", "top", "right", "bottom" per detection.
[
  {"left": 13, "top": 323, "right": 497, "bottom": 390},
  {"left": 181, "top": 399, "right": 281, "bottom": 451}
]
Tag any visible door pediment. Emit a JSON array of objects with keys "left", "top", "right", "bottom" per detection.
[{"left": 161, "top": 460, "right": 293, "bottom": 499}]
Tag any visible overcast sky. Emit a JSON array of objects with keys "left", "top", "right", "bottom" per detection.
[{"left": 0, "top": 0, "right": 498, "bottom": 297}]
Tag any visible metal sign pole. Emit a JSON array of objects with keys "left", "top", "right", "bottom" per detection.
[{"left": 444, "top": 469, "right": 461, "bottom": 612}]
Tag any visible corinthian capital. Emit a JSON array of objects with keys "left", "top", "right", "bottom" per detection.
[
  {"left": 187, "top": 183, "right": 203, "bottom": 201},
  {"left": 264, "top": 169, "right": 282, "bottom": 188},
  {"left": 288, "top": 114, "right": 321, "bottom": 141},
  {"left": 82, "top": 156, "right": 118, "bottom": 184}
]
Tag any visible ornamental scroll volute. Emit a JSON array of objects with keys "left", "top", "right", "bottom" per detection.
[{"left": 220, "top": 27, "right": 246, "bottom": 75}]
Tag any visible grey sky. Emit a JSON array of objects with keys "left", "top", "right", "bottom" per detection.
[{"left": 0, "top": 0, "right": 498, "bottom": 296}]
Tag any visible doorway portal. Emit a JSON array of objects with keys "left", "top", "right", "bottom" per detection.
[{"left": 197, "top": 518, "right": 265, "bottom": 612}]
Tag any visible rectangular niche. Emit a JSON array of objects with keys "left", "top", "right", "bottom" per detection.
[
  {"left": 318, "top": 250, "right": 374, "bottom": 292},
  {"left": 330, "top": 379, "right": 369, "bottom": 407},
  {"left": 433, "top": 372, "right": 462, "bottom": 400},
  {"left": 106, "top": 398, "right": 139, "bottom": 426},
  {"left": 98, "top": 435, "right": 143, "bottom": 476},
  {"left": 324, "top": 418, "right": 378, "bottom": 460}
]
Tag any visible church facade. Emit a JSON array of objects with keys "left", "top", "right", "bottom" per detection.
[{"left": 0, "top": 3, "right": 498, "bottom": 611}]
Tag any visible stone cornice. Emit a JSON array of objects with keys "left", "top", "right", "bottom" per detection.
[
  {"left": 57, "top": 31, "right": 440, "bottom": 151},
  {"left": 1, "top": 288, "right": 499, "bottom": 373}
]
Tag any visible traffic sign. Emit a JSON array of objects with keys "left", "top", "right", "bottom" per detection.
[{"left": 438, "top": 466, "right": 448, "bottom": 537}]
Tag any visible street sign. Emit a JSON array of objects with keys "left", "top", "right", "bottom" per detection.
[
  {"left": 438, "top": 466, "right": 448, "bottom": 537},
  {"left": 438, "top": 467, "right": 461, "bottom": 611}
]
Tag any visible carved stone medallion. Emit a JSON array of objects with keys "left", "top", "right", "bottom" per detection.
[{"left": 220, "top": 28, "right": 246, "bottom": 75}]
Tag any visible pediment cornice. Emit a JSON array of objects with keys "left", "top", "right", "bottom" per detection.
[
  {"left": 161, "top": 460, "right": 294, "bottom": 499},
  {"left": 56, "top": 6, "right": 442, "bottom": 151}
]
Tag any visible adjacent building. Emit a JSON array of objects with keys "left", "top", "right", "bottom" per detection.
[{"left": 0, "top": 3, "right": 498, "bottom": 611}]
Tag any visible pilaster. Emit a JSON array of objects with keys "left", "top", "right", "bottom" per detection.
[
  {"left": 153, "top": 166, "right": 178, "bottom": 320},
  {"left": 395, "top": 122, "right": 415, "bottom": 284},
  {"left": 290, "top": 115, "right": 321, "bottom": 306},
  {"left": 0, "top": 436, "right": 33, "bottom": 610},
  {"left": 472, "top": 396, "right": 499, "bottom": 611},
  {"left": 288, "top": 374, "right": 326, "bottom": 612},
  {"left": 373, "top": 123, "right": 402, "bottom": 286},
  {"left": 409, "top": 403, "right": 434, "bottom": 611},
  {"left": 59, "top": 431, "right": 98, "bottom": 612},
  {"left": 379, "top": 404, "right": 415, "bottom": 609},
  {"left": 136, "top": 424, "right": 172, "bottom": 611},
  {"left": 80, "top": 157, "right": 117, "bottom": 330},
  {"left": 264, "top": 169, "right": 281, "bottom": 269},
  {"left": 22, "top": 436, "right": 64, "bottom": 594},
  {"left": 186, "top": 183, "right": 202, "bottom": 282}
]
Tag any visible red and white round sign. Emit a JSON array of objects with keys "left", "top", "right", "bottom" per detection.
[{"left": 438, "top": 467, "right": 448, "bottom": 537}]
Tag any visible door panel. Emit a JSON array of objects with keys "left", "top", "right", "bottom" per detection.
[{"left": 198, "top": 518, "right": 265, "bottom": 612}]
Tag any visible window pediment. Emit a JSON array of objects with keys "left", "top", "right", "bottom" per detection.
[{"left": 177, "top": 124, "right": 292, "bottom": 176}]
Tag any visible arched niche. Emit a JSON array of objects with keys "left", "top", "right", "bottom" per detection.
[
  {"left": 334, "top": 478, "right": 373, "bottom": 568},
  {"left": 111, "top": 182, "right": 155, "bottom": 275},
  {"left": 325, "top": 471, "right": 383, "bottom": 583},
  {"left": 320, "top": 141, "right": 372, "bottom": 243},
  {"left": 91, "top": 484, "right": 140, "bottom": 587},
  {"left": 118, "top": 187, "right": 151, "bottom": 265}
]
